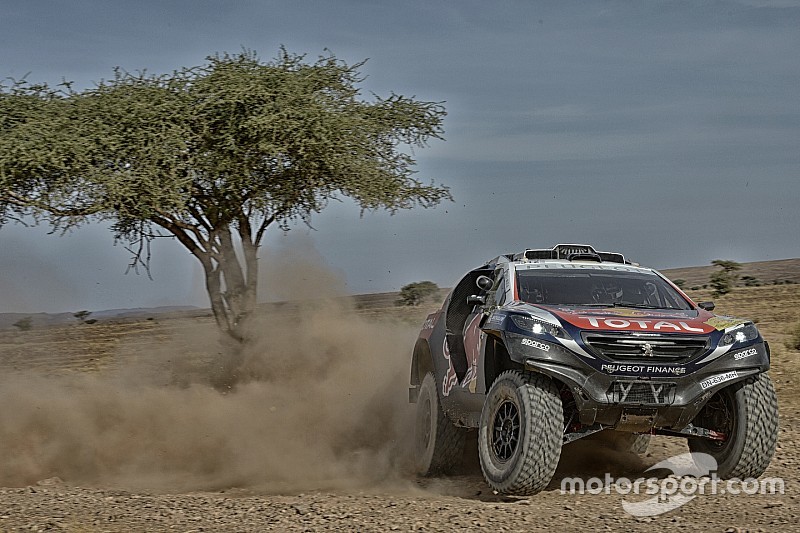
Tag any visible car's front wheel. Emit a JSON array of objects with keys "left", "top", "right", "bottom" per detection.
[
  {"left": 689, "top": 373, "right": 778, "bottom": 479},
  {"left": 478, "top": 370, "right": 563, "bottom": 495},
  {"left": 414, "top": 372, "right": 466, "bottom": 475}
]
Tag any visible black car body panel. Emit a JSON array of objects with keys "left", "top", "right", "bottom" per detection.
[{"left": 409, "top": 244, "right": 770, "bottom": 439}]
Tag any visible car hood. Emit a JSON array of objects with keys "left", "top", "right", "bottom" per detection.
[{"left": 542, "top": 305, "right": 719, "bottom": 334}]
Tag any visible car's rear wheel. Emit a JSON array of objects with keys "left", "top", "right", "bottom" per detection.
[
  {"left": 689, "top": 373, "right": 778, "bottom": 479},
  {"left": 478, "top": 370, "right": 563, "bottom": 495},
  {"left": 415, "top": 372, "right": 466, "bottom": 475}
]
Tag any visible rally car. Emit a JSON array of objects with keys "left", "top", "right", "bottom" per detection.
[{"left": 409, "top": 244, "right": 778, "bottom": 495}]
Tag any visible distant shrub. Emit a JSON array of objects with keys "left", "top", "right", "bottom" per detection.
[
  {"left": 741, "top": 275, "right": 761, "bottom": 287},
  {"left": 397, "top": 281, "right": 440, "bottom": 306},
  {"left": 672, "top": 279, "right": 687, "bottom": 289},
  {"left": 710, "top": 259, "right": 742, "bottom": 297},
  {"left": 690, "top": 286, "right": 701, "bottom": 291},
  {"left": 74, "top": 310, "right": 92, "bottom": 323},
  {"left": 785, "top": 322, "right": 800, "bottom": 351},
  {"left": 12, "top": 317, "right": 33, "bottom": 331}
]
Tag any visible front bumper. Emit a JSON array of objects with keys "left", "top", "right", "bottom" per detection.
[{"left": 508, "top": 333, "right": 770, "bottom": 431}]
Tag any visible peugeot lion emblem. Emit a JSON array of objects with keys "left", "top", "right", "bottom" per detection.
[{"left": 641, "top": 342, "right": 654, "bottom": 357}]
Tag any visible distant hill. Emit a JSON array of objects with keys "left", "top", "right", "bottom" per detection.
[
  {"left": 2, "top": 258, "right": 798, "bottom": 330},
  {"left": 660, "top": 258, "right": 800, "bottom": 289},
  {"left": 0, "top": 306, "right": 199, "bottom": 330},
  {"left": 0, "top": 311, "right": 76, "bottom": 331}
]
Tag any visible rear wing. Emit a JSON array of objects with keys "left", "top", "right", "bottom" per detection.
[{"left": 513, "top": 244, "right": 629, "bottom": 264}]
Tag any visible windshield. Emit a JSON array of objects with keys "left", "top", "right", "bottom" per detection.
[{"left": 515, "top": 268, "right": 693, "bottom": 310}]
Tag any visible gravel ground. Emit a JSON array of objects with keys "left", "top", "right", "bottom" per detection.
[
  {"left": 1, "top": 285, "right": 799, "bottom": 532},
  {"left": 1, "top": 425, "right": 797, "bottom": 533}
]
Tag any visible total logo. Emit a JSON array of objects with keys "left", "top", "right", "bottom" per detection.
[
  {"left": 579, "top": 316, "right": 707, "bottom": 333},
  {"left": 521, "top": 338, "right": 551, "bottom": 351}
]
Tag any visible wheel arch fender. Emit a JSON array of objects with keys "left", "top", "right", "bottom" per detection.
[{"left": 411, "top": 338, "right": 435, "bottom": 389}]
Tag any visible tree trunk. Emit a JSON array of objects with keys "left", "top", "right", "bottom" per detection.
[
  {"left": 239, "top": 220, "right": 259, "bottom": 324},
  {"left": 152, "top": 217, "right": 258, "bottom": 344},
  {"left": 202, "top": 260, "right": 234, "bottom": 336}
]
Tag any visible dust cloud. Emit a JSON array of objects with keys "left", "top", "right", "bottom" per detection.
[
  {"left": 556, "top": 438, "right": 646, "bottom": 479},
  {"left": 0, "top": 251, "right": 422, "bottom": 492}
]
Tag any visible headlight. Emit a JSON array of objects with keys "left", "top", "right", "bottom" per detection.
[
  {"left": 509, "top": 315, "right": 571, "bottom": 340},
  {"left": 720, "top": 323, "right": 759, "bottom": 346}
]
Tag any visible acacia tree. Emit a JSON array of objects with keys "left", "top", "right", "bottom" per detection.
[
  {"left": 396, "top": 281, "right": 440, "bottom": 306},
  {"left": 0, "top": 51, "right": 449, "bottom": 340},
  {"left": 710, "top": 259, "right": 742, "bottom": 297}
]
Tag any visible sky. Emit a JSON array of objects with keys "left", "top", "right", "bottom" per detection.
[{"left": 1, "top": 0, "right": 799, "bottom": 313}]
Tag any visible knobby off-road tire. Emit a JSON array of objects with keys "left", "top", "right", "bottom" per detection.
[
  {"left": 478, "top": 370, "right": 563, "bottom": 495},
  {"left": 415, "top": 372, "right": 467, "bottom": 475},
  {"left": 689, "top": 373, "right": 779, "bottom": 479}
]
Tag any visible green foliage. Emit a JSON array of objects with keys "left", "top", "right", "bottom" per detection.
[
  {"left": 711, "top": 259, "right": 742, "bottom": 273},
  {"left": 74, "top": 310, "right": 92, "bottom": 322},
  {"left": 741, "top": 275, "right": 761, "bottom": 287},
  {"left": 0, "top": 50, "right": 450, "bottom": 340},
  {"left": 709, "top": 259, "right": 742, "bottom": 297},
  {"left": 397, "top": 281, "right": 440, "bottom": 306},
  {"left": 672, "top": 278, "right": 687, "bottom": 289},
  {"left": 0, "top": 50, "right": 449, "bottom": 228},
  {"left": 710, "top": 271, "right": 733, "bottom": 296},
  {"left": 12, "top": 316, "right": 32, "bottom": 331},
  {"left": 785, "top": 322, "right": 800, "bottom": 351}
]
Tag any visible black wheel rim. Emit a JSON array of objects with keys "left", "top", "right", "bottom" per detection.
[
  {"left": 697, "top": 389, "right": 736, "bottom": 452},
  {"left": 492, "top": 399, "right": 520, "bottom": 462}
]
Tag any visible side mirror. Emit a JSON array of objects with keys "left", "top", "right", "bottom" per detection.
[
  {"left": 467, "top": 294, "right": 487, "bottom": 305},
  {"left": 476, "top": 275, "right": 493, "bottom": 291},
  {"left": 698, "top": 301, "right": 715, "bottom": 311}
]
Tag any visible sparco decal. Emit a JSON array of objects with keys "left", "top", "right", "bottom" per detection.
[
  {"left": 521, "top": 338, "right": 551, "bottom": 351},
  {"left": 601, "top": 364, "right": 687, "bottom": 376},
  {"left": 733, "top": 347, "right": 758, "bottom": 360},
  {"left": 580, "top": 317, "right": 707, "bottom": 333},
  {"left": 700, "top": 371, "right": 739, "bottom": 390}
]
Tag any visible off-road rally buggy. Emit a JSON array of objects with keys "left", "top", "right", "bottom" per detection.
[{"left": 409, "top": 244, "right": 778, "bottom": 495}]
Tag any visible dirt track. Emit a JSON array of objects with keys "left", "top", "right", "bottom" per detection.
[
  {"left": 1, "top": 284, "right": 799, "bottom": 532},
  {"left": 0, "top": 432, "right": 797, "bottom": 533}
]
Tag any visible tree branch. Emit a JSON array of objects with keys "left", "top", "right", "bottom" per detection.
[
  {"left": 150, "top": 214, "right": 210, "bottom": 266},
  {"left": 1, "top": 191, "right": 100, "bottom": 217}
]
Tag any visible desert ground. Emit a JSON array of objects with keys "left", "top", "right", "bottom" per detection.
[{"left": 0, "top": 264, "right": 799, "bottom": 532}]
